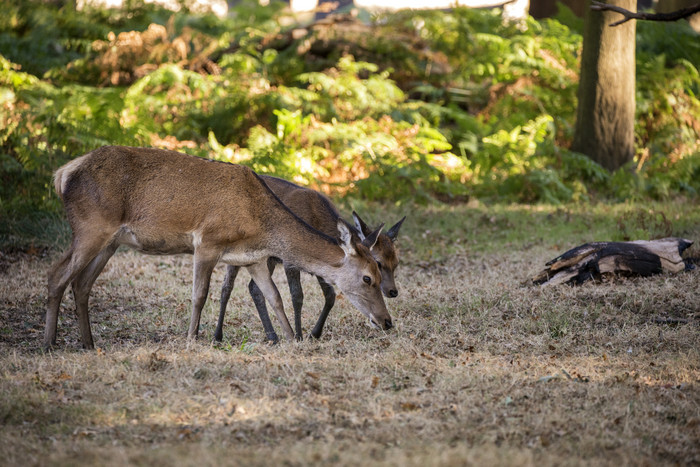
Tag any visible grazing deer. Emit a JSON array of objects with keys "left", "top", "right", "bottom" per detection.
[
  {"left": 215, "top": 175, "right": 405, "bottom": 342},
  {"left": 45, "top": 145, "right": 392, "bottom": 350}
]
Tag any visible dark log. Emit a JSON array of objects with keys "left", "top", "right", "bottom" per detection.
[{"left": 533, "top": 237, "right": 694, "bottom": 286}]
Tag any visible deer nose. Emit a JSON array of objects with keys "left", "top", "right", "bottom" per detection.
[
  {"left": 385, "top": 318, "right": 393, "bottom": 330},
  {"left": 389, "top": 289, "right": 398, "bottom": 298}
]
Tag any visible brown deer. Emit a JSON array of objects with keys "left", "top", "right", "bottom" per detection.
[
  {"left": 215, "top": 175, "right": 405, "bottom": 342},
  {"left": 45, "top": 145, "right": 392, "bottom": 350}
]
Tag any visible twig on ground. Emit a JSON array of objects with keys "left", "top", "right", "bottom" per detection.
[{"left": 653, "top": 317, "right": 689, "bottom": 325}]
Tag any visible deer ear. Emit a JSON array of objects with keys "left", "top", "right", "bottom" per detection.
[
  {"left": 386, "top": 216, "right": 406, "bottom": 242},
  {"left": 352, "top": 211, "right": 371, "bottom": 239},
  {"left": 337, "top": 219, "right": 357, "bottom": 256},
  {"left": 362, "top": 223, "right": 384, "bottom": 250}
]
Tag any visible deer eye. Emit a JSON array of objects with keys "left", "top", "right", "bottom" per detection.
[{"left": 363, "top": 275, "right": 371, "bottom": 285}]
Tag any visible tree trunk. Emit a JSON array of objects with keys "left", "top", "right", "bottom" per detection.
[{"left": 572, "top": 0, "right": 636, "bottom": 171}]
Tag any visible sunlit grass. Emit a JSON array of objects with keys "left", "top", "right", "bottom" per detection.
[{"left": 1, "top": 202, "right": 698, "bottom": 465}]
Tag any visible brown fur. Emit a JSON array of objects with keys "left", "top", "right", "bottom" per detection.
[
  {"left": 216, "top": 176, "right": 404, "bottom": 341},
  {"left": 45, "top": 146, "right": 391, "bottom": 350},
  {"left": 263, "top": 176, "right": 403, "bottom": 297}
]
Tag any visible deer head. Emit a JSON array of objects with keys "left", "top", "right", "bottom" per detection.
[
  {"left": 353, "top": 211, "right": 406, "bottom": 299},
  {"left": 332, "top": 220, "right": 393, "bottom": 330}
]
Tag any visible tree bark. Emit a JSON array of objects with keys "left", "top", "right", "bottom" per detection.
[{"left": 572, "top": 0, "right": 636, "bottom": 171}]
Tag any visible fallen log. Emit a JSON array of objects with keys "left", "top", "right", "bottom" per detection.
[{"left": 533, "top": 237, "right": 694, "bottom": 286}]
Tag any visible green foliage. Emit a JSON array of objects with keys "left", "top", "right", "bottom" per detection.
[
  {"left": 609, "top": 151, "right": 700, "bottom": 201},
  {"left": 296, "top": 56, "right": 406, "bottom": 121},
  {"left": 123, "top": 63, "right": 218, "bottom": 140},
  {"left": 375, "top": 7, "right": 585, "bottom": 202},
  {"left": 637, "top": 18, "right": 700, "bottom": 69},
  {"left": 0, "top": 54, "right": 149, "bottom": 222},
  {"left": 610, "top": 23, "right": 700, "bottom": 201},
  {"left": 615, "top": 208, "right": 674, "bottom": 241},
  {"left": 0, "top": 0, "right": 183, "bottom": 78},
  {"left": 1, "top": 0, "right": 698, "bottom": 238},
  {"left": 206, "top": 56, "right": 467, "bottom": 202}
]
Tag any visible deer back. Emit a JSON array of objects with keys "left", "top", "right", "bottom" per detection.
[
  {"left": 261, "top": 176, "right": 341, "bottom": 237},
  {"left": 56, "top": 146, "right": 338, "bottom": 261}
]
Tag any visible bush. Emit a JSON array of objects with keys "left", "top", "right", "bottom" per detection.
[{"left": 1, "top": 0, "right": 698, "bottom": 233}]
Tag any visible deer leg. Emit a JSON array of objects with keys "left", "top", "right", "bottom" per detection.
[
  {"left": 246, "top": 261, "right": 294, "bottom": 341},
  {"left": 283, "top": 265, "right": 304, "bottom": 341},
  {"left": 215, "top": 265, "right": 240, "bottom": 342},
  {"left": 248, "top": 257, "right": 281, "bottom": 343},
  {"left": 248, "top": 278, "right": 279, "bottom": 344},
  {"left": 188, "top": 250, "right": 218, "bottom": 340},
  {"left": 45, "top": 248, "right": 75, "bottom": 349},
  {"left": 309, "top": 276, "right": 336, "bottom": 339},
  {"left": 45, "top": 233, "right": 113, "bottom": 350},
  {"left": 70, "top": 243, "right": 118, "bottom": 349}
]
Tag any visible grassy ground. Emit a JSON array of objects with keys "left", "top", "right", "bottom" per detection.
[{"left": 1, "top": 201, "right": 699, "bottom": 466}]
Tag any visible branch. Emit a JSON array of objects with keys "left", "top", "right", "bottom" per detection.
[{"left": 591, "top": 1, "right": 700, "bottom": 27}]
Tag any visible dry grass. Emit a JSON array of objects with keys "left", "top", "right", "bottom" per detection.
[{"left": 1, "top": 203, "right": 699, "bottom": 466}]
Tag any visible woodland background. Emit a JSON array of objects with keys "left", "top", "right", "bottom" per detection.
[
  {"left": 1, "top": 0, "right": 699, "bottom": 245},
  {"left": 1, "top": 1, "right": 699, "bottom": 466}
]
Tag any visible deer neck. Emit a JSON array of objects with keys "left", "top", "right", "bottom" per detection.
[
  {"left": 254, "top": 174, "right": 344, "bottom": 279},
  {"left": 269, "top": 219, "right": 344, "bottom": 279}
]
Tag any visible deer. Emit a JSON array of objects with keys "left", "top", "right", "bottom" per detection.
[
  {"left": 215, "top": 175, "right": 405, "bottom": 343},
  {"left": 44, "top": 145, "right": 392, "bottom": 350}
]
